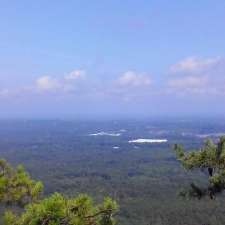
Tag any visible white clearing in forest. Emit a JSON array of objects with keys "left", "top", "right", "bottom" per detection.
[
  {"left": 89, "top": 132, "right": 121, "bottom": 137},
  {"left": 129, "top": 139, "right": 168, "bottom": 143}
]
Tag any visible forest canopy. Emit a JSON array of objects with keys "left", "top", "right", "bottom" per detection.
[{"left": 0, "top": 159, "right": 118, "bottom": 225}]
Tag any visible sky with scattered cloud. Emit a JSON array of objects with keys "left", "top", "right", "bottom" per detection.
[{"left": 1, "top": 1, "right": 225, "bottom": 118}]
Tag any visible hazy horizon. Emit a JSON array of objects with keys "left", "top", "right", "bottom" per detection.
[{"left": 1, "top": 1, "right": 225, "bottom": 118}]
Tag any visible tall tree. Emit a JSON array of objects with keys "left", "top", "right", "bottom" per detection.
[{"left": 173, "top": 136, "right": 225, "bottom": 199}]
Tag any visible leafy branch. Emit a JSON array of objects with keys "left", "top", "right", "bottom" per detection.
[{"left": 173, "top": 136, "right": 225, "bottom": 199}]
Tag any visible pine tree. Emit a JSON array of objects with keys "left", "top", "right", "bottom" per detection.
[
  {"left": 173, "top": 136, "right": 225, "bottom": 199},
  {"left": 0, "top": 159, "right": 43, "bottom": 206},
  {"left": 0, "top": 159, "right": 118, "bottom": 225},
  {"left": 3, "top": 193, "right": 117, "bottom": 225}
]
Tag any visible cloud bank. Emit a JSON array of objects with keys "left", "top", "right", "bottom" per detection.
[
  {"left": 167, "top": 56, "right": 225, "bottom": 95},
  {"left": 117, "top": 71, "right": 151, "bottom": 87},
  {"left": 1, "top": 56, "right": 225, "bottom": 117},
  {"left": 1, "top": 57, "right": 225, "bottom": 99}
]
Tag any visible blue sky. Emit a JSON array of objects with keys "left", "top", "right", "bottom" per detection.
[{"left": 1, "top": 1, "right": 225, "bottom": 118}]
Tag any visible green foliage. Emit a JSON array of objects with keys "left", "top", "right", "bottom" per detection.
[
  {"left": 173, "top": 136, "right": 225, "bottom": 199},
  {"left": 1, "top": 120, "right": 225, "bottom": 225},
  {"left": 3, "top": 193, "right": 117, "bottom": 225},
  {"left": 0, "top": 159, "right": 43, "bottom": 206},
  {"left": 0, "top": 159, "right": 118, "bottom": 225}
]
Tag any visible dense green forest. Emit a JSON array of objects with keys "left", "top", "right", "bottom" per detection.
[
  {"left": 1, "top": 135, "right": 225, "bottom": 224},
  {"left": 0, "top": 159, "right": 117, "bottom": 225},
  {"left": 0, "top": 119, "right": 225, "bottom": 225}
]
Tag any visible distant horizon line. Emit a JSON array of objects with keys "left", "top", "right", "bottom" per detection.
[{"left": 0, "top": 114, "right": 225, "bottom": 121}]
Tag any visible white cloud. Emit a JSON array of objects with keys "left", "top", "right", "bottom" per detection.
[
  {"left": 168, "top": 56, "right": 225, "bottom": 95},
  {"left": 35, "top": 76, "right": 62, "bottom": 91},
  {"left": 168, "top": 76, "right": 208, "bottom": 89},
  {"left": 0, "top": 69, "right": 89, "bottom": 99},
  {"left": 64, "top": 69, "right": 86, "bottom": 81},
  {"left": 34, "top": 69, "right": 87, "bottom": 93},
  {"left": 170, "top": 56, "right": 221, "bottom": 74},
  {"left": 117, "top": 71, "right": 151, "bottom": 87}
]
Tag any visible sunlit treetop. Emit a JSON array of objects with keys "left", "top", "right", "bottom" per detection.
[
  {"left": 0, "top": 159, "right": 43, "bottom": 206},
  {"left": 4, "top": 192, "right": 118, "bottom": 225}
]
